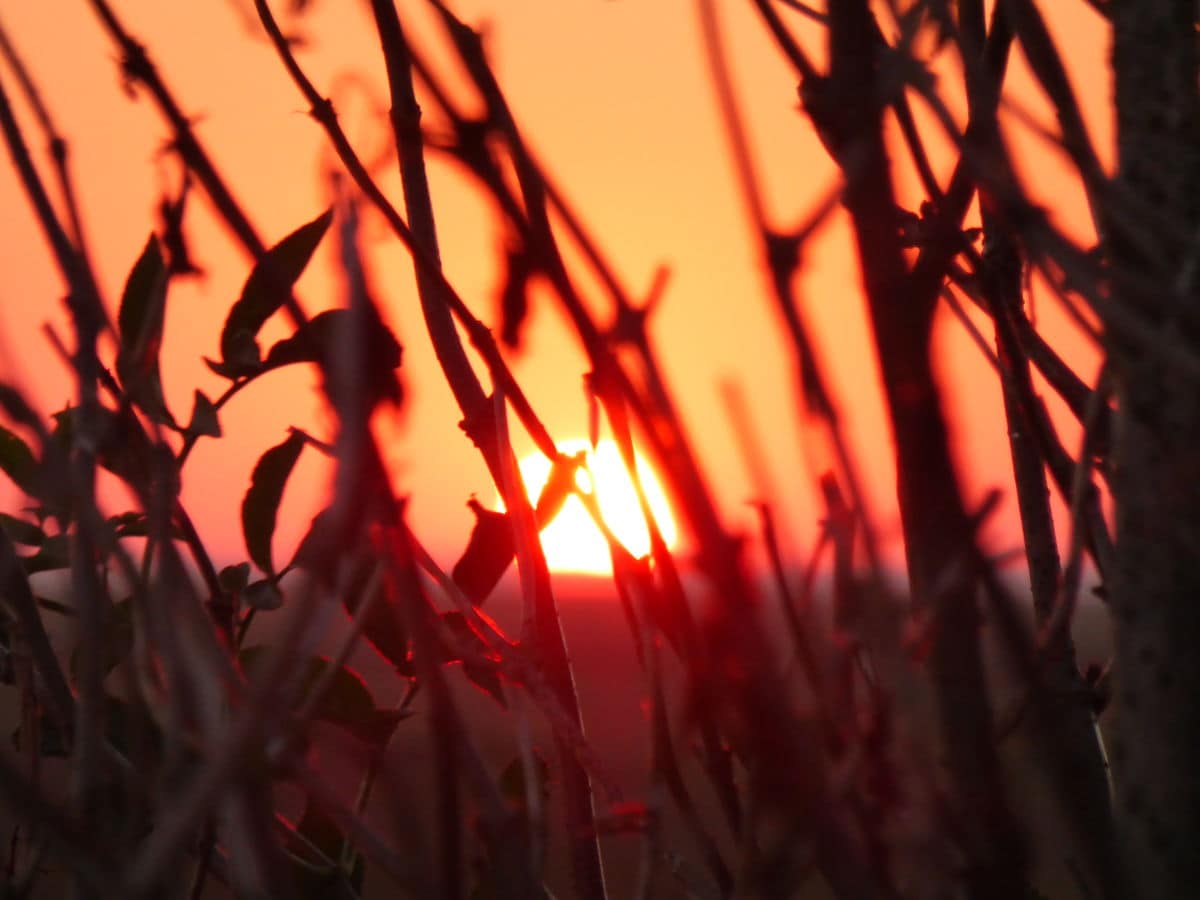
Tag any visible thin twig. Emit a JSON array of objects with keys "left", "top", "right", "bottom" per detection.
[
  {"left": 699, "top": 0, "right": 884, "bottom": 580},
  {"left": 252, "top": 0, "right": 556, "bottom": 465},
  {"left": 0, "top": 15, "right": 93, "bottom": 259}
]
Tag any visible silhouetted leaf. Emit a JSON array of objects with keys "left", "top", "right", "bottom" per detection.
[
  {"left": 116, "top": 235, "right": 165, "bottom": 352},
  {"left": 285, "top": 801, "right": 366, "bottom": 899},
  {"left": 219, "top": 562, "right": 251, "bottom": 594},
  {"left": 468, "top": 750, "right": 549, "bottom": 897},
  {"left": 342, "top": 556, "right": 412, "bottom": 676},
  {"left": 262, "top": 313, "right": 328, "bottom": 371},
  {"left": 244, "top": 578, "right": 284, "bottom": 610},
  {"left": 241, "top": 647, "right": 400, "bottom": 745},
  {"left": 452, "top": 499, "right": 515, "bottom": 605},
  {"left": 98, "top": 408, "right": 165, "bottom": 495},
  {"left": 264, "top": 307, "right": 403, "bottom": 409},
  {"left": 497, "top": 242, "right": 533, "bottom": 349},
  {"left": 219, "top": 209, "right": 333, "bottom": 376},
  {"left": 299, "top": 660, "right": 373, "bottom": 731},
  {"left": 242, "top": 430, "right": 306, "bottom": 576},
  {"left": 441, "top": 611, "right": 506, "bottom": 708},
  {"left": 108, "top": 511, "right": 146, "bottom": 537},
  {"left": 116, "top": 235, "right": 174, "bottom": 424},
  {"left": 184, "top": 390, "right": 221, "bottom": 438},
  {"left": 48, "top": 406, "right": 74, "bottom": 451},
  {"left": 290, "top": 506, "right": 340, "bottom": 577},
  {"left": 0, "top": 387, "right": 38, "bottom": 431},
  {"left": 0, "top": 423, "right": 39, "bottom": 497},
  {"left": 296, "top": 656, "right": 402, "bottom": 744},
  {"left": 20, "top": 533, "right": 70, "bottom": 574},
  {"left": 287, "top": 801, "right": 343, "bottom": 863},
  {"left": 451, "top": 463, "right": 576, "bottom": 605},
  {"left": 204, "top": 349, "right": 253, "bottom": 381},
  {"left": 157, "top": 178, "right": 202, "bottom": 277},
  {"left": 0, "top": 512, "right": 44, "bottom": 547},
  {"left": 51, "top": 405, "right": 163, "bottom": 495},
  {"left": 106, "top": 511, "right": 183, "bottom": 540},
  {"left": 535, "top": 452, "right": 583, "bottom": 527}
]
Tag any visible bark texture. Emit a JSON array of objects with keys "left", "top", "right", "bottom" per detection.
[{"left": 1109, "top": 2, "right": 1200, "bottom": 897}]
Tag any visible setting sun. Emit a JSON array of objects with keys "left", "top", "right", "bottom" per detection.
[{"left": 496, "top": 439, "right": 678, "bottom": 575}]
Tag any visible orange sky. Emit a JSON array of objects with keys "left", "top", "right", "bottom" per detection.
[{"left": 0, "top": 1, "right": 1109, "bottom": 579}]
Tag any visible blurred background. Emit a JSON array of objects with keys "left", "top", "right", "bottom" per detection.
[{"left": 0, "top": 0, "right": 1108, "bottom": 581}]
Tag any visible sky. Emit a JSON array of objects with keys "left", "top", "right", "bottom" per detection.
[{"left": 0, "top": 0, "right": 1110, "bottom": 580}]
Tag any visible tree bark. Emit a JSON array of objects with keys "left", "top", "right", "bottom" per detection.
[{"left": 1109, "top": 3, "right": 1200, "bottom": 897}]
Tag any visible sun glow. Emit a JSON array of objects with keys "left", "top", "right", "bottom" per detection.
[{"left": 497, "top": 439, "right": 679, "bottom": 575}]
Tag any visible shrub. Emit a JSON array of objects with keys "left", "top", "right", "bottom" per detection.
[{"left": 1, "top": 2, "right": 1197, "bottom": 899}]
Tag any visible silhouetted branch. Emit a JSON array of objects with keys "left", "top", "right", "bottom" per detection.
[{"left": 699, "top": 0, "right": 883, "bottom": 578}]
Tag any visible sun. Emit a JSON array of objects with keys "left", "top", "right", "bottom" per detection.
[{"left": 496, "top": 439, "right": 679, "bottom": 575}]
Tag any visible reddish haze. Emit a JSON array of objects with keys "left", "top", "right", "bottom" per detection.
[{"left": 0, "top": 2, "right": 1107, "bottom": 577}]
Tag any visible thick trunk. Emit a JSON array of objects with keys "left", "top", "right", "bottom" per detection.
[{"left": 1109, "top": 3, "right": 1200, "bottom": 897}]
